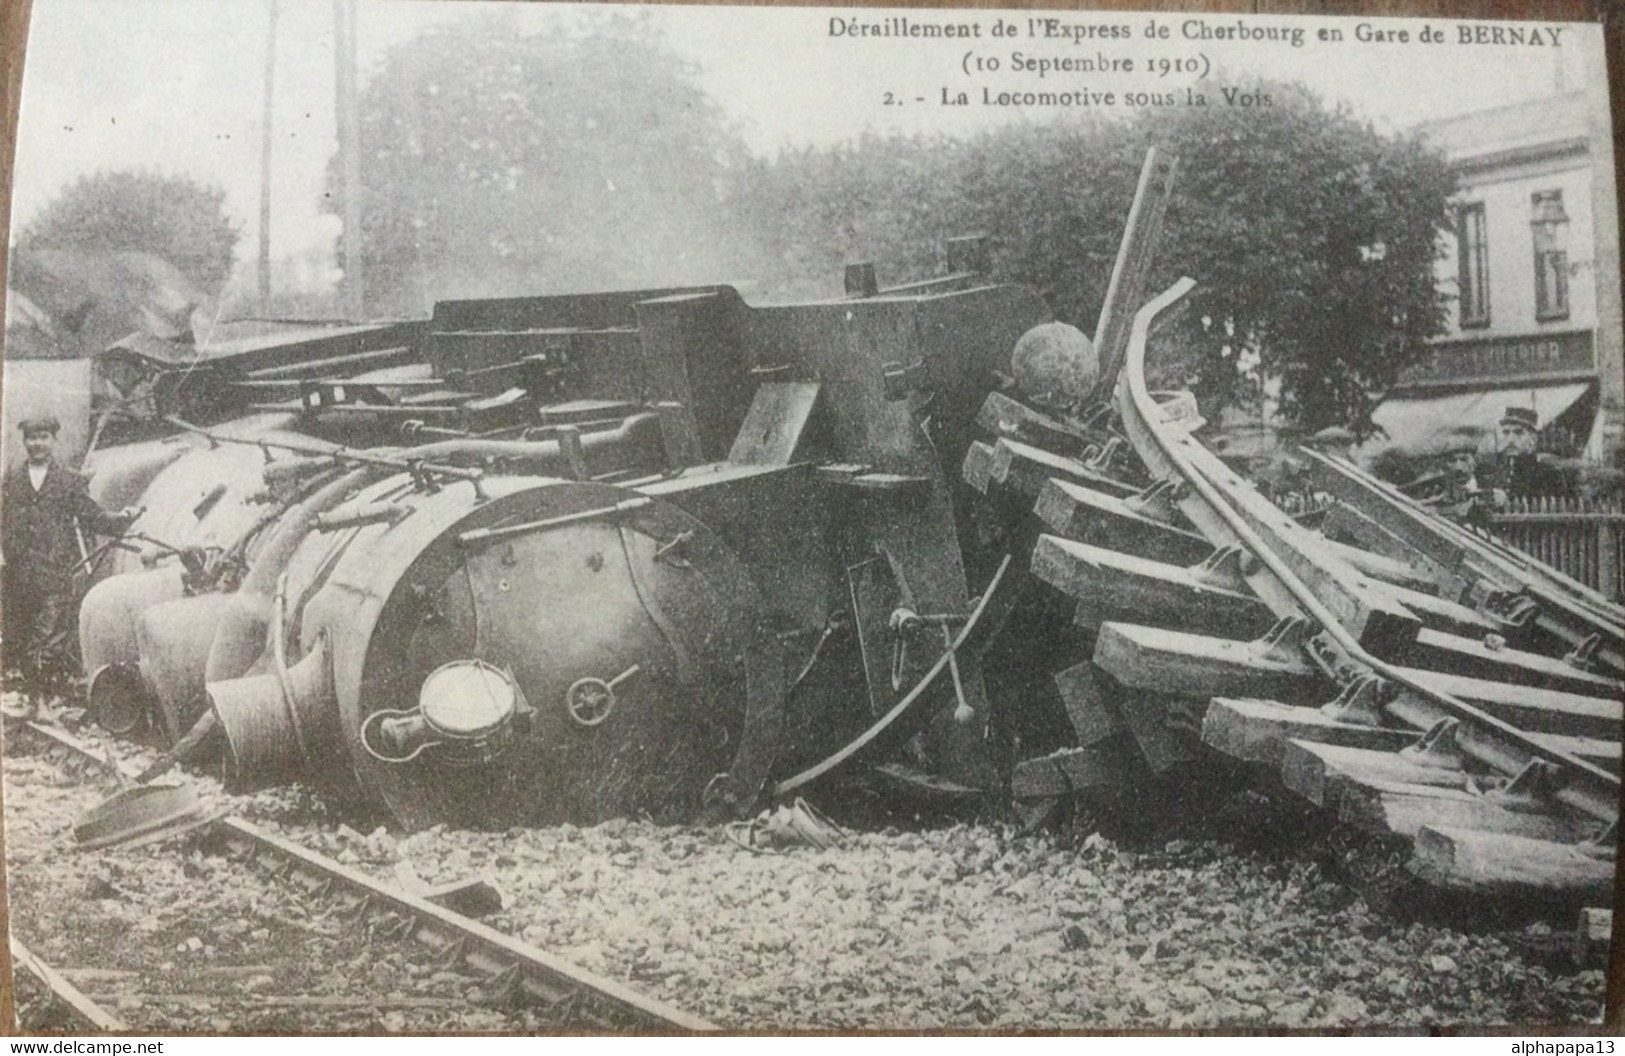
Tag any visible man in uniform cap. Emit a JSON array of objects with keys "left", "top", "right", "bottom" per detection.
[
  {"left": 1490, "top": 405, "right": 1568, "bottom": 505},
  {"left": 2, "top": 416, "right": 136, "bottom": 704}
]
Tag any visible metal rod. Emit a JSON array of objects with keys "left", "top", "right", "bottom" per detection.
[{"left": 457, "top": 498, "right": 651, "bottom": 547}]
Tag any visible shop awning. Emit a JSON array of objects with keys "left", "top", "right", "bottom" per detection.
[{"left": 1366, "top": 382, "right": 1592, "bottom": 456}]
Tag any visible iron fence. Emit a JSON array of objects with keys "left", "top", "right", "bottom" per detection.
[{"left": 1491, "top": 497, "right": 1625, "bottom": 601}]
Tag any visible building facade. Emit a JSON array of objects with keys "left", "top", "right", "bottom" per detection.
[{"left": 1372, "top": 91, "right": 1624, "bottom": 466}]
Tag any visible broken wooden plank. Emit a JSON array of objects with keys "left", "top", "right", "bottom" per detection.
[
  {"left": 1011, "top": 743, "right": 1136, "bottom": 798},
  {"left": 975, "top": 390, "right": 1090, "bottom": 450},
  {"left": 1092, "top": 622, "right": 1324, "bottom": 703},
  {"left": 1336, "top": 782, "right": 1590, "bottom": 842},
  {"left": 1280, "top": 739, "right": 1469, "bottom": 810},
  {"left": 1202, "top": 697, "right": 1414, "bottom": 767},
  {"left": 962, "top": 440, "right": 997, "bottom": 494},
  {"left": 1409, "top": 825, "right": 1617, "bottom": 899},
  {"left": 1053, "top": 662, "right": 1120, "bottom": 746},
  {"left": 1114, "top": 691, "right": 1197, "bottom": 773},
  {"left": 1032, "top": 535, "right": 1274, "bottom": 636},
  {"left": 990, "top": 437, "right": 1138, "bottom": 499},
  {"left": 1034, "top": 478, "right": 1210, "bottom": 566},
  {"left": 1406, "top": 629, "right": 1625, "bottom": 698}
]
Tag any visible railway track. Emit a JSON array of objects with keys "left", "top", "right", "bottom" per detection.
[
  {"left": 965, "top": 277, "right": 1622, "bottom": 906},
  {"left": 11, "top": 940, "right": 130, "bottom": 1032},
  {"left": 6, "top": 719, "right": 715, "bottom": 1034}
]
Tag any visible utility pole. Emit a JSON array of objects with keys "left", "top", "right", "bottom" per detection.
[
  {"left": 258, "top": 0, "right": 279, "bottom": 310},
  {"left": 334, "top": 0, "right": 364, "bottom": 320}
]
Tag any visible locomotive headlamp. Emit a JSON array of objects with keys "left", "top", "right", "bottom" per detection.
[{"left": 360, "top": 660, "right": 522, "bottom": 766}]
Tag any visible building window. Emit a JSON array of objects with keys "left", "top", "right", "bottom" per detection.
[
  {"left": 1531, "top": 190, "right": 1570, "bottom": 322},
  {"left": 1457, "top": 202, "right": 1489, "bottom": 328}
]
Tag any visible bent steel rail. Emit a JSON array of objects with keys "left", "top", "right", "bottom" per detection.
[{"left": 1116, "top": 280, "right": 1619, "bottom": 826}]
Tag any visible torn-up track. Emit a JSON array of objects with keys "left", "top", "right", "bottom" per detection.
[{"left": 966, "top": 281, "right": 1621, "bottom": 905}]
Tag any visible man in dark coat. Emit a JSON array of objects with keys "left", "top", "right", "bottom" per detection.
[
  {"left": 2, "top": 417, "right": 134, "bottom": 698},
  {"left": 1490, "top": 406, "right": 1569, "bottom": 506}
]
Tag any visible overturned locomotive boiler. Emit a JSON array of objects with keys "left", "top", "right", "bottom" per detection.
[{"left": 77, "top": 241, "right": 1050, "bottom": 828}]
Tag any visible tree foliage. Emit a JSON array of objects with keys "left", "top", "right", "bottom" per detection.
[
  {"left": 733, "top": 83, "right": 1455, "bottom": 433},
  {"left": 20, "top": 170, "right": 240, "bottom": 295},
  {"left": 335, "top": 13, "right": 749, "bottom": 316}
]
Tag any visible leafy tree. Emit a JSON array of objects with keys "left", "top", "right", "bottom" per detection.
[
  {"left": 19, "top": 170, "right": 240, "bottom": 295},
  {"left": 1132, "top": 82, "right": 1455, "bottom": 433},
  {"left": 333, "top": 13, "right": 750, "bottom": 316},
  {"left": 733, "top": 83, "right": 1455, "bottom": 433}
]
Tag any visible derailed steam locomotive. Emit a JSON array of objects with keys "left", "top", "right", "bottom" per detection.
[{"left": 76, "top": 237, "right": 1056, "bottom": 829}]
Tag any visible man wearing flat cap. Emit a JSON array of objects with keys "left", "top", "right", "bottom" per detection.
[
  {"left": 1422, "top": 435, "right": 1490, "bottom": 527},
  {"left": 2, "top": 416, "right": 136, "bottom": 702},
  {"left": 1490, "top": 406, "right": 1568, "bottom": 505}
]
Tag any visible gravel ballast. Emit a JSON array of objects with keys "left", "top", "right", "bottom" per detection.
[
  {"left": 4, "top": 720, "right": 1607, "bottom": 1033},
  {"left": 304, "top": 813, "right": 1606, "bottom": 1031}
]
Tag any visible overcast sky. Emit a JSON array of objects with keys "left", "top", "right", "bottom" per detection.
[{"left": 8, "top": 0, "right": 1605, "bottom": 281}]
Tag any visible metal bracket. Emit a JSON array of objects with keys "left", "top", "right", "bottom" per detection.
[
  {"left": 1082, "top": 436, "right": 1125, "bottom": 474},
  {"left": 1481, "top": 589, "right": 1539, "bottom": 629},
  {"left": 1485, "top": 759, "right": 1567, "bottom": 814},
  {"left": 1189, "top": 544, "right": 1256, "bottom": 592},
  {"left": 1123, "top": 478, "right": 1186, "bottom": 525},
  {"left": 1399, "top": 718, "right": 1465, "bottom": 771},
  {"left": 1250, "top": 614, "right": 1316, "bottom": 664},
  {"left": 1077, "top": 401, "right": 1117, "bottom": 434},
  {"left": 1319, "top": 673, "right": 1389, "bottom": 727},
  {"left": 1580, "top": 819, "right": 1618, "bottom": 860},
  {"left": 1304, "top": 630, "right": 1359, "bottom": 683},
  {"left": 1565, "top": 633, "right": 1603, "bottom": 672}
]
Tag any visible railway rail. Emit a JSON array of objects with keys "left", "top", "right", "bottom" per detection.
[
  {"left": 965, "top": 278, "right": 1622, "bottom": 903},
  {"left": 8, "top": 719, "right": 715, "bottom": 1034},
  {"left": 11, "top": 939, "right": 130, "bottom": 1033}
]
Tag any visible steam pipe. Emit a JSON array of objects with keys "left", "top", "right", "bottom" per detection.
[
  {"left": 203, "top": 465, "right": 374, "bottom": 685},
  {"left": 166, "top": 410, "right": 666, "bottom": 481},
  {"left": 397, "top": 411, "right": 664, "bottom": 476}
]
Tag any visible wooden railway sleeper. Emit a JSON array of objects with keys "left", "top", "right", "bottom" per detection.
[{"left": 1120, "top": 282, "right": 1618, "bottom": 827}]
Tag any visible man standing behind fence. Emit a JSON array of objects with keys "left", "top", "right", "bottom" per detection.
[
  {"left": 2, "top": 417, "right": 135, "bottom": 708},
  {"left": 1490, "top": 406, "right": 1570, "bottom": 507}
]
